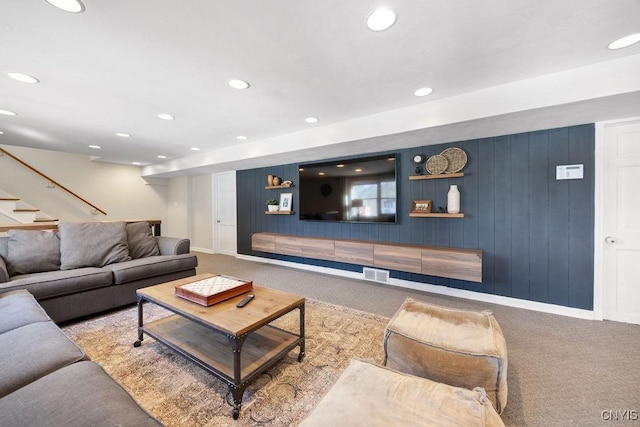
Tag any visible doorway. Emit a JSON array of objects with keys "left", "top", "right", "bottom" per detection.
[
  {"left": 597, "top": 117, "right": 640, "bottom": 324},
  {"left": 213, "top": 171, "right": 237, "bottom": 256}
]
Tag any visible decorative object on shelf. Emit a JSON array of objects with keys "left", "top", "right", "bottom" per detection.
[
  {"left": 440, "top": 147, "right": 467, "bottom": 173},
  {"left": 412, "top": 154, "right": 425, "bottom": 174},
  {"left": 266, "top": 198, "right": 279, "bottom": 212},
  {"left": 281, "top": 180, "right": 293, "bottom": 187},
  {"left": 425, "top": 154, "right": 447, "bottom": 174},
  {"left": 411, "top": 200, "right": 432, "bottom": 213},
  {"left": 267, "top": 174, "right": 274, "bottom": 187},
  {"left": 279, "top": 193, "right": 293, "bottom": 212},
  {"left": 272, "top": 176, "right": 282, "bottom": 186},
  {"left": 447, "top": 185, "right": 460, "bottom": 214}
]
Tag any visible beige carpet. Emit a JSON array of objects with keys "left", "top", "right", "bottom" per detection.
[{"left": 62, "top": 299, "right": 388, "bottom": 426}]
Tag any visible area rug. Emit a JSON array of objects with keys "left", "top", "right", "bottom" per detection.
[{"left": 62, "top": 299, "right": 389, "bottom": 426}]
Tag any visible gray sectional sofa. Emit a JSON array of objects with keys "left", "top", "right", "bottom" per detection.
[
  {"left": 0, "top": 289, "right": 162, "bottom": 426},
  {"left": 0, "top": 221, "right": 197, "bottom": 322}
]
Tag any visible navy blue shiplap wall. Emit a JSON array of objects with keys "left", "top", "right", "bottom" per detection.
[{"left": 237, "top": 124, "right": 595, "bottom": 310}]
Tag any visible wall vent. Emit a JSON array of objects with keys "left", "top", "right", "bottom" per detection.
[{"left": 363, "top": 267, "right": 390, "bottom": 284}]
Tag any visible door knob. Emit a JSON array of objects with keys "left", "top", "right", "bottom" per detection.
[{"left": 605, "top": 236, "right": 617, "bottom": 244}]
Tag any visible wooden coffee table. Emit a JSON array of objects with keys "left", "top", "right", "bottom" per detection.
[{"left": 133, "top": 274, "right": 305, "bottom": 419}]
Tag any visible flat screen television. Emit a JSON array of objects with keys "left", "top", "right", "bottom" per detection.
[{"left": 298, "top": 154, "right": 398, "bottom": 223}]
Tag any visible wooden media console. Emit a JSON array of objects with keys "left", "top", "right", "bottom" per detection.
[{"left": 251, "top": 232, "right": 482, "bottom": 283}]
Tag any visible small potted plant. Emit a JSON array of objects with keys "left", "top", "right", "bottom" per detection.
[{"left": 266, "top": 198, "right": 279, "bottom": 212}]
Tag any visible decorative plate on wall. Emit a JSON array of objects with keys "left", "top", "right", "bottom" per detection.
[
  {"left": 440, "top": 147, "right": 467, "bottom": 173},
  {"left": 425, "top": 154, "right": 447, "bottom": 174}
]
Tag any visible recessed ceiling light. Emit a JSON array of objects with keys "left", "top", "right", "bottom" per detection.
[
  {"left": 366, "top": 8, "right": 397, "bottom": 31},
  {"left": 132, "top": 162, "right": 142, "bottom": 166},
  {"left": 305, "top": 117, "right": 319, "bottom": 123},
  {"left": 0, "top": 110, "right": 17, "bottom": 116},
  {"left": 46, "top": 0, "right": 85, "bottom": 13},
  {"left": 116, "top": 133, "right": 130, "bottom": 138},
  {"left": 414, "top": 87, "right": 434, "bottom": 97},
  {"left": 318, "top": 172, "right": 325, "bottom": 176},
  {"left": 89, "top": 145, "right": 101, "bottom": 149},
  {"left": 190, "top": 147, "right": 200, "bottom": 151},
  {"left": 236, "top": 135, "right": 247, "bottom": 140},
  {"left": 228, "top": 79, "right": 250, "bottom": 89},
  {"left": 0, "top": 131, "right": 4, "bottom": 135},
  {"left": 608, "top": 33, "right": 640, "bottom": 50},
  {"left": 157, "top": 113, "right": 174, "bottom": 120},
  {"left": 8, "top": 72, "right": 40, "bottom": 84},
  {"left": 355, "top": 168, "right": 363, "bottom": 172},
  {"left": 336, "top": 164, "right": 345, "bottom": 168},
  {"left": 157, "top": 155, "right": 167, "bottom": 159}
]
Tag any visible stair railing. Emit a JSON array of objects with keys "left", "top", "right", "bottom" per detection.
[{"left": 0, "top": 147, "right": 107, "bottom": 215}]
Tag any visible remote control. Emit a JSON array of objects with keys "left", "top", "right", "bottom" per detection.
[{"left": 236, "top": 294, "right": 254, "bottom": 308}]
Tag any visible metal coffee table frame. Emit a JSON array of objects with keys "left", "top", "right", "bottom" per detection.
[{"left": 133, "top": 280, "right": 305, "bottom": 419}]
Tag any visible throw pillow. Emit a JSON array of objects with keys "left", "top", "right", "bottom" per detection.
[
  {"left": 126, "top": 222, "right": 160, "bottom": 259},
  {"left": 6, "top": 230, "right": 61, "bottom": 276},
  {"left": 58, "top": 221, "right": 131, "bottom": 270}
]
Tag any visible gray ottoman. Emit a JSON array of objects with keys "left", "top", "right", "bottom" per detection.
[{"left": 384, "top": 298, "right": 508, "bottom": 413}]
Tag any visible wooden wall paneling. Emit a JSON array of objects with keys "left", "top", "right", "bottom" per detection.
[
  {"left": 334, "top": 240, "right": 374, "bottom": 266},
  {"left": 492, "top": 136, "right": 513, "bottom": 297},
  {"left": 421, "top": 247, "right": 483, "bottom": 283},
  {"left": 510, "top": 133, "right": 531, "bottom": 300},
  {"left": 238, "top": 125, "right": 595, "bottom": 309},
  {"left": 547, "top": 128, "right": 571, "bottom": 306},
  {"left": 477, "top": 138, "right": 496, "bottom": 293},
  {"left": 374, "top": 243, "right": 422, "bottom": 274},
  {"left": 567, "top": 125, "right": 595, "bottom": 309},
  {"left": 528, "top": 130, "right": 551, "bottom": 303},
  {"left": 458, "top": 140, "right": 479, "bottom": 290}
]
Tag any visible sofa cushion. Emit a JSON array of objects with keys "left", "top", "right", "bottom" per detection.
[
  {"left": 104, "top": 253, "right": 198, "bottom": 285},
  {"left": 0, "top": 321, "right": 87, "bottom": 398},
  {"left": 0, "top": 361, "right": 162, "bottom": 427},
  {"left": 0, "top": 268, "right": 113, "bottom": 300},
  {"left": 6, "top": 229, "right": 61, "bottom": 276},
  {"left": 0, "top": 290, "right": 50, "bottom": 334},
  {"left": 58, "top": 221, "right": 131, "bottom": 270},
  {"left": 300, "top": 359, "right": 505, "bottom": 427},
  {"left": 126, "top": 222, "right": 160, "bottom": 259}
]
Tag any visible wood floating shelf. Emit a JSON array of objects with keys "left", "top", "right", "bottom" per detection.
[
  {"left": 409, "top": 172, "right": 464, "bottom": 180},
  {"left": 264, "top": 211, "right": 294, "bottom": 215},
  {"left": 251, "top": 232, "right": 482, "bottom": 283},
  {"left": 409, "top": 212, "right": 464, "bottom": 218},
  {"left": 265, "top": 184, "right": 293, "bottom": 189}
]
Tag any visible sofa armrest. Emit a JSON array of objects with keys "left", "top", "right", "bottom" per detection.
[
  {"left": 155, "top": 236, "right": 191, "bottom": 255},
  {"left": 0, "top": 256, "right": 8, "bottom": 283}
]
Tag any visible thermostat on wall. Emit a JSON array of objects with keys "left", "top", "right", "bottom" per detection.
[{"left": 556, "top": 164, "right": 583, "bottom": 180}]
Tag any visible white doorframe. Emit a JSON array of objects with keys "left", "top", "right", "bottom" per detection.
[
  {"left": 213, "top": 171, "right": 237, "bottom": 256},
  {"left": 593, "top": 116, "right": 640, "bottom": 322}
]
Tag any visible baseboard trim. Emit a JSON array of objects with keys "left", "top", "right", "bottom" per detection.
[
  {"left": 236, "top": 254, "right": 596, "bottom": 320},
  {"left": 191, "top": 247, "right": 215, "bottom": 254}
]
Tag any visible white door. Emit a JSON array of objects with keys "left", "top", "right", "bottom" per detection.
[
  {"left": 602, "top": 119, "right": 640, "bottom": 324},
  {"left": 214, "top": 171, "right": 237, "bottom": 255}
]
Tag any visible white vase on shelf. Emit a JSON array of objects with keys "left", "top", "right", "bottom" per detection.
[{"left": 447, "top": 185, "right": 460, "bottom": 214}]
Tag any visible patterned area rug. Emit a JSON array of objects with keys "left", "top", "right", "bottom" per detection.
[{"left": 62, "top": 299, "right": 388, "bottom": 426}]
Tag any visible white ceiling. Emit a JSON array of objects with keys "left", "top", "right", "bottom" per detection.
[{"left": 1, "top": 0, "right": 640, "bottom": 177}]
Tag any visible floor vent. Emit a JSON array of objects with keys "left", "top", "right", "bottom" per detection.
[{"left": 363, "top": 267, "right": 390, "bottom": 284}]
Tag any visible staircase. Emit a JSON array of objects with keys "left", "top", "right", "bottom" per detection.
[{"left": 0, "top": 190, "right": 58, "bottom": 225}]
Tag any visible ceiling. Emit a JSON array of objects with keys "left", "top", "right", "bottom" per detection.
[{"left": 1, "top": 1, "right": 640, "bottom": 177}]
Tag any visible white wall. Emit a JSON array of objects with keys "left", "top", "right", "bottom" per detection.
[{"left": 0, "top": 144, "right": 169, "bottom": 225}]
